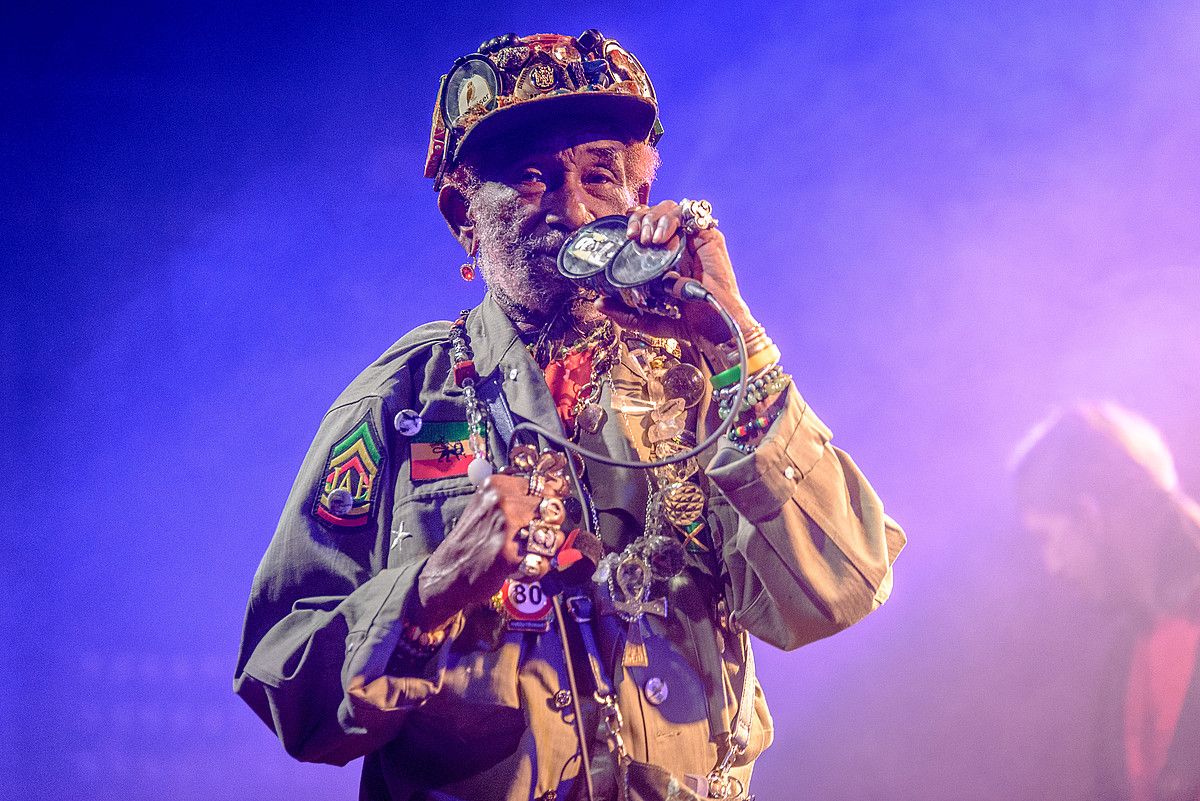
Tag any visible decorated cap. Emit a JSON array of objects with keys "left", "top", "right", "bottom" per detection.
[{"left": 425, "top": 29, "right": 664, "bottom": 188}]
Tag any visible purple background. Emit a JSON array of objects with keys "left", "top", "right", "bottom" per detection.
[{"left": 6, "top": 2, "right": 1200, "bottom": 799}]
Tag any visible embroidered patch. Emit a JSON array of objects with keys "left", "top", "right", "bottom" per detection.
[
  {"left": 410, "top": 420, "right": 484, "bottom": 481},
  {"left": 314, "top": 416, "right": 384, "bottom": 528}
]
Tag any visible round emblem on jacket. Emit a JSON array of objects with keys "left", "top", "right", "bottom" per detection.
[
  {"left": 643, "top": 677, "right": 669, "bottom": 706},
  {"left": 394, "top": 409, "right": 423, "bottom": 437},
  {"left": 327, "top": 488, "right": 354, "bottom": 515},
  {"left": 551, "top": 689, "right": 572, "bottom": 710}
]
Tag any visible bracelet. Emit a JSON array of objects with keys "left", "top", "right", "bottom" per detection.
[
  {"left": 745, "top": 344, "right": 782, "bottom": 377},
  {"left": 710, "top": 364, "right": 741, "bottom": 390},
  {"left": 740, "top": 323, "right": 767, "bottom": 349},
  {"left": 402, "top": 622, "right": 450, "bottom": 649},
  {"left": 393, "top": 636, "right": 437, "bottom": 664},
  {"left": 393, "top": 613, "right": 456, "bottom": 664},
  {"left": 710, "top": 341, "right": 781, "bottom": 391},
  {"left": 741, "top": 324, "right": 775, "bottom": 357},
  {"left": 746, "top": 336, "right": 775, "bottom": 358},
  {"left": 714, "top": 364, "right": 783, "bottom": 401},
  {"left": 714, "top": 325, "right": 773, "bottom": 374},
  {"left": 728, "top": 413, "right": 773, "bottom": 441},
  {"left": 715, "top": 366, "right": 791, "bottom": 418},
  {"left": 726, "top": 404, "right": 786, "bottom": 453}
]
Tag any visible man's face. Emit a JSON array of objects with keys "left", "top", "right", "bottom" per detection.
[
  {"left": 463, "top": 127, "right": 647, "bottom": 318},
  {"left": 1021, "top": 507, "right": 1106, "bottom": 600}
]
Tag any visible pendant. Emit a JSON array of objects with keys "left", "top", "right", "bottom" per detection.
[
  {"left": 622, "top": 619, "right": 650, "bottom": 668},
  {"left": 662, "top": 481, "right": 705, "bottom": 527},
  {"left": 577, "top": 403, "right": 606, "bottom": 434},
  {"left": 610, "top": 553, "right": 667, "bottom": 623},
  {"left": 642, "top": 534, "right": 686, "bottom": 580},
  {"left": 648, "top": 397, "right": 686, "bottom": 444},
  {"left": 497, "top": 579, "right": 553, "bottom": 633},
  {"left": 661, "top": 363, "right": 705, "bottom": 409}
]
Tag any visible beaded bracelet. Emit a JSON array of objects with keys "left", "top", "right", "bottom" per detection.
[
  {"left": 728, "top": 413, "right": 773, "bottom": 441},
  {"left": 715, "top": 367, "right": 785, "bottom": 417},
  {"left": 726, "top": 403, "right": 786, "bottom": 453},
  {"left": 715, "top": 366, "right": 791, "bottom": 418},
  {"left": 713, "top": 363, "right": 782, "bottom": 399},
  {"left": 714, "top": 363, "right": 783, "bottom": 401}
]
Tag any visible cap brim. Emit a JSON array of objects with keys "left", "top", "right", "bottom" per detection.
[{"left": 455, "top": 91, "right": 657, "bottom": 163}]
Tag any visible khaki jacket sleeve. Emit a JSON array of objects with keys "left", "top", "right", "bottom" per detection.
[
  {"left": 233, "top": 390, "right": 447, "bottom": 766},
  {"left": 705, "top": 386, "right": 905, "bottom": 651}
]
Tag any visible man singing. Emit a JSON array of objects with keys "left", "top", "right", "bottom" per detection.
[{"left": 235, "top": 30, "right": 904, "bottom": 801}]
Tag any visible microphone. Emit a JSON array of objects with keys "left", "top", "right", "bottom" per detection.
[
  {"left": 660, "top": 271, "right": 710, "bottom": 303},
  {"left": 557, "top": 215, "right": 707, "bottom": 316}
]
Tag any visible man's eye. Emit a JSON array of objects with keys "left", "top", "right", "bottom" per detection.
[
  {"left": 517, "top": 169, "right": 544, "bottom": 184},
  {"left": 586, "top": 171, "right": 616, "bottom": 184}
]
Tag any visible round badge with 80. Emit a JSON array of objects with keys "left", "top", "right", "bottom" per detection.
[{"left": 501, "top": 579, "right": 551, "bottom": 621}]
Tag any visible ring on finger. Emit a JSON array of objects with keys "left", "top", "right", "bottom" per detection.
[{"left": 679, "top": 198, "right": 718, "bottom": 234}]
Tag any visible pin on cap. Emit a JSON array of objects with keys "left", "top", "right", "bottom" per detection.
[{"left": 425, "top": 30, "right": 663, "bottom": 188}]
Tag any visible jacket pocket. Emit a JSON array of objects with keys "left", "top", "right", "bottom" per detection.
[{"left": 389, "top": 476, "right": 478, "bottom": 565}]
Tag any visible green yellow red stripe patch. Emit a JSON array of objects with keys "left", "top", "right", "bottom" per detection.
[{"left": 410, "top": 420, "right": 483, "bottom": 481}]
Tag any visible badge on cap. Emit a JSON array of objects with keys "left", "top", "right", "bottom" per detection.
[{"left": 314, "top": 415, "right": 384, "bottom": 528}]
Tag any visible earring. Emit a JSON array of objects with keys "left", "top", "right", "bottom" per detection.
[{"left": 460, "top": 253, "right": 477, "bottom": 282}]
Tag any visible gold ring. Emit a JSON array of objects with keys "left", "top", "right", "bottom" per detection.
[{"left": 679, "top": 198, "right": 718, "bottom": 234}]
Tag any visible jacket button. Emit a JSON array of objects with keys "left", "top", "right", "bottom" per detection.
[
  {"left": 551, "top": 689, "right": 572, "bottom": 710},
  {"left": 783, "top": 465, "right": 796, "bottom": 481},
  {"left": 643, "top": 677, "right": 669, "bottom": 705}
]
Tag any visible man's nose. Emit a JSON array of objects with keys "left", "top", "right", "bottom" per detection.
[{"left": 544, "top": 180, "right": 596, "bottom": 230}]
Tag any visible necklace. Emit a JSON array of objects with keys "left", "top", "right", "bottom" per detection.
[
  {"left": 529, "top": 317, "right": 620, "bottom": 439},
  {"left": 448, "top": 310, "right": 494, "bottom": 486}
]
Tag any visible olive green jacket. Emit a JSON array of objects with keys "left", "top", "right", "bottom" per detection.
[{"left": 234, "top": 293, "right": 905, "bottom": 801}]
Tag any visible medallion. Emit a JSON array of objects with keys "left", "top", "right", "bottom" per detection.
[
  {"left": 498, "top": 579, "right": 553, "bottom": 633},
  {"left": 662, "top": 481, "right": 705, "bottom": 527}
]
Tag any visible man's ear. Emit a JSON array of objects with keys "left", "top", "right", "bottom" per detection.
[
  {"left": 438, "top": 185, "right": 476, "bottom": 256},
  {"left": 635, "top": 182, "right": 651, "bottom": 207}
]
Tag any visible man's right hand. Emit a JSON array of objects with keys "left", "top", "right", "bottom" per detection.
[{"left": 411, "top": 474, "right": 545, "bottom": 630}]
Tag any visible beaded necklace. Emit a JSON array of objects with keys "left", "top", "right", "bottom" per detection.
[{"left": 447, "top": 310, "right": 494, "bottom": 486}]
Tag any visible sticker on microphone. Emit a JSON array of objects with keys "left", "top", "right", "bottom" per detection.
[{"left": 558, "top": 215, "right": 628, "bottom": 279}]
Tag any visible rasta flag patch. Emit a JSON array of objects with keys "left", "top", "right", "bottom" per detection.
[
  {"left": 314, "top": 416, "right": 384, "bottom": 528},
  {"left": 410, "top": 420, "right": 485, "bottom": 481}
]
